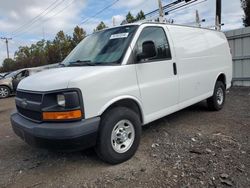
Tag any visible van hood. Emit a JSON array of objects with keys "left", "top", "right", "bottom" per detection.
[{"left": 18, "top": 67, "right": 113, "bottom": 91}]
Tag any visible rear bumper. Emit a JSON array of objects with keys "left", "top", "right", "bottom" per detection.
[{"left": 11, "top": 112, "right": 100, "bottom": 151}]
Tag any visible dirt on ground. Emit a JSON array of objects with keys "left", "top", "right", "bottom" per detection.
[{"left": 0, "top": 87, "right": 249, "bottom": 188}]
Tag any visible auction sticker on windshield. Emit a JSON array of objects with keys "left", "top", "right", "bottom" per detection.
[{"left": 110, "top": 33, "right": 129, "bottom": 39}]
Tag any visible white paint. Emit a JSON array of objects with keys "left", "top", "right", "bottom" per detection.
[{"left": 18, "top": 23, "right": 232, "bottom": 125}]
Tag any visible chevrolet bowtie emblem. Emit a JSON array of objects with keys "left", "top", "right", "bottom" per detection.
[{"left": 20, "top": 99, "right": 28, "bottom": 109}]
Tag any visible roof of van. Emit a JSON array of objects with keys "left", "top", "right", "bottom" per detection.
[{"left": 120, "top": 21, "right": 222, "bottom": 33}]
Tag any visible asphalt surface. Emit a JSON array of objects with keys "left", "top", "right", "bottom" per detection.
[{"left": 0, "top": 87, "right": 249, "bottom": 188}]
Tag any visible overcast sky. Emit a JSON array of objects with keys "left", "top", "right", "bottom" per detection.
[{"left": 0, "top": 0, "right": 244, "bottom": 65}]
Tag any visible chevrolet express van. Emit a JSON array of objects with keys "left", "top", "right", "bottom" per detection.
[{"left": 11, "top": 23, "right": 232, "bottom": 164}]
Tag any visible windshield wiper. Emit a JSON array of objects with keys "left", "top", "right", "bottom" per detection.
[
  {"left": 94, "top": 62, "right": 119, "bottom": 66},
  {"left": 68, "top": 60, "right": 96, "bottom": 66},
  {"left": 58, "top": 63, "right": 65, "bottom": 67}
]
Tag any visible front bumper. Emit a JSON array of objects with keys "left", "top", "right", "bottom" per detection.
[{"left": 11, "top": 112, "right": 100, "bottom": 151}]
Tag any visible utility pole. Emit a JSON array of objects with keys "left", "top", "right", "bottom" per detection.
[
  {"left": 215, "top": 0, "right": 222, "bottom": 30},
  {"left": 112, "top": 16, "right": 116, "bottom": 26},
  {"left": 1, "top": 37, "right": 12, "bottom": 59},
  {"left": 158, "top": 0, "right": 164, "bottom": 23},
  {"left": 42, "top": 26, "right": 45, "bottom": 40}
]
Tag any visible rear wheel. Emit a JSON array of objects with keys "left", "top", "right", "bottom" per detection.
[
  {"left": 95, "top": 107, "right": 141, "bottom": 164},
  {"left": 207, "top": 81, "right": 226, "bottom": 111},
  {"left": 0, "top": 86, "right": 10, "bottom": 99}
]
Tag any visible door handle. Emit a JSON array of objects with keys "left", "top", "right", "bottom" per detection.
[{"left": 173, "top": 63, "right": 177, "bottom": 75}]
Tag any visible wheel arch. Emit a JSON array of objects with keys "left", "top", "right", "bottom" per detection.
[
  {"left": 98, "top": 96, "right": 144, "bottom": 124},
  {"left": 0, "top": 84, "right": 12, "bottom": 92},
  {"left": 215, "top": 73, "right": 227, "bottom": 88}
]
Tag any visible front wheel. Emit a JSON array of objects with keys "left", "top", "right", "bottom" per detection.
[
  {"left": 95, "top": 107, "right": 141, "bottom": 164},
  {"left": 207, "top": 81, "right": 226, "bottom": 111},
  {"left": 0, "top": 86, "right": 10, "bottom": 99}
]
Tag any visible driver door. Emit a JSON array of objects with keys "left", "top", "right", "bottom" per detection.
[{"left": 134, "top": 26, "right": 179, "bottom": 123}]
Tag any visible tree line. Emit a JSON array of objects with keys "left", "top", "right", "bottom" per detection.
[{"left": 0, "top": 10, "right": 145, "bottom": 73}]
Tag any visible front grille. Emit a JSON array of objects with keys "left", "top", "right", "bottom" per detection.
[
  {"left": 16, "top": 90, "right": 43, "bottom": 122},
  {"left": 16, "top": 91, "right": 42, "bottom": 102},
  {"left": 17, "top": 106, "right": 42, "bottom": 122}
]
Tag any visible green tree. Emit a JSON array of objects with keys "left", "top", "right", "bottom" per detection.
[
  {"left": 136, "top": 10, "right": 145, "bottom": 21},
  {"left": 46, "top": 41, "right": 61, "bottom": 65},
  {"left": 14, "top": 46, "right": 31, "bottom": 61},
  {"left": 53, "top": 31, "right": 74, "bottom": 61},
  {"left": 73, "top": 26, "right": 86, "bottom": 46},
  {"left": 14, "top": 40, "right": 48, "bottom": 68},
  {"left": 95, "top": 21, "right": 107, "bottom": 31},
  {"left": 241, "top": 0, "right": 250, "bottom": 26},
  {"left": 126, "top": 12, "right": 135, "bottom": 23},
  {"left": 2, "top": 58, "right": 15, "bottom": 72}
]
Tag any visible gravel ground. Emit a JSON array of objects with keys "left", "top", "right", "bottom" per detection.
[{"left": 0, "top": 87, "right": 249, "bottom": 188}]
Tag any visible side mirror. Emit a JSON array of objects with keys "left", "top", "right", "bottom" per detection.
[{"left": 137, "top": 40, "right": 157, "bottom": 61}]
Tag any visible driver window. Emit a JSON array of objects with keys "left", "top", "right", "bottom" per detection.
[{"left": 135, "top": 26, "right": 171, "bottom": 63}]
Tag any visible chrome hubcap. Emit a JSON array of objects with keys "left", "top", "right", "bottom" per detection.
[
  {"left": 0, "top": 87, "right": 8, "bottom": 98},
  {"left": 111, "top": 120, "right": 135, "bottom": 153},
  {"left": 216, "top": 87, "right": 224, "bottom": 105}
]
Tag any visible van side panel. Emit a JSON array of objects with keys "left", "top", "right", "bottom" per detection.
[
  {"left": 167, "top": 25, "right": 232, "bottom": 109},
  {"left": 202, "top": 30, "right": 232, "bottom": 89},
  {"left": 167, "top": 25, "right": 214, "bottom": 103}
]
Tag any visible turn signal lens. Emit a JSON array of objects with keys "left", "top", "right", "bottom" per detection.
[{"left": 43, "top": 110, "right": 82, "bottom": 120}]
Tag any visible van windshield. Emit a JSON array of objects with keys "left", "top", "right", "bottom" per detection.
[{"left": 62, "top": 25, "right": 138, "bottom": 66}]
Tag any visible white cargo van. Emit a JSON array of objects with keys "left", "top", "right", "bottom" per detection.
[{"left": 11, "top": 23, "right": 232, "bottom": 164}]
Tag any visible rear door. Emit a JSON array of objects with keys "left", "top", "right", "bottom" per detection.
[{"left": 134, "top": 26, "right": 179, "bottom": 123}]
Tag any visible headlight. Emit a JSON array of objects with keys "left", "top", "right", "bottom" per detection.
[
  {"left": 42, "top": 90, "right": 83, "bottom": 121},
  {"left": 57, "top": 94, "right": 66, "bottom": 107}
]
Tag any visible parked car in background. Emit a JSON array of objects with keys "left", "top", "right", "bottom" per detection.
[
  {"left": 0, "top": 72, "right": 10, "bottom": 79},
  {"left": 0, "top": 68, "right": 43, "bottom": 98}
]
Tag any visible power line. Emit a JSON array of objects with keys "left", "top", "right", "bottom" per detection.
[
  {"left": 146, "top": 0, "right": 202, "bottom": 19},
  {"left": 12, "top": 0, "right": 67, "bottom": 37},
  {"left": 165, "top": 0, "right": 198, "bottom": 15},
  {"left": 167, "top": 0, "right": 207, "bottom": 14},
  {"left": 13, "top": 0, "right": 119, "bottom": 38},
  {"left": 65, "top": 0, "right": 119, "bottom": 35},
  {"left": 13, "top": 0, "right": 76, "bottom": 38},
  {"left": 14, "top": 0, "right": 76, "bottom": 37},
  {"left": 11, "top": 0, "right": 59, "bottom": 35},
  {"left": 80, "top": 0, "right": 119, "bottom": 25},
  {"left": 11, "top": 0, "right": 118, "bottom": 51},
  {"left": 43, "top": 0, "right": 75, "bottom": 22}
]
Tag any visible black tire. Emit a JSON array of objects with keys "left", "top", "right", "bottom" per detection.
[
  {"left": 0, "top": 86, "right": 10, "bottom": 99},
  {"left": 207, "top": 81, "right": 226, "bottom": 111},
  {"left": 95, "top": 107, "right": 141, "bottom": 164}
]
